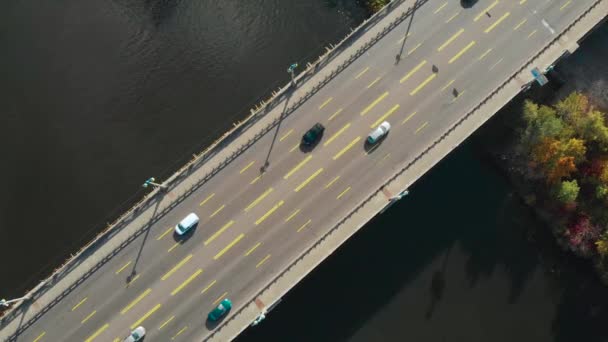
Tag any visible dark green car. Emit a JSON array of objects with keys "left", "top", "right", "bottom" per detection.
[
  {"left": 302, "top": 123, "right": 325, "bottom": 147},
  {"left": 208, "top": 298, "right": 232, "bottom": 321}
]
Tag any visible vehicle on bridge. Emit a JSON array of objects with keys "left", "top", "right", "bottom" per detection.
[
  {"left": 175, "top": 213, "right": 199, "bottom": 235},
  {"left": 123, "top": 326, "right": 145, "bottom": 342},
  {"left": 367, "top": 121, "right": 391, "bottom": 145},
  {"left": 461, "top": 0, "right": 479, "bottom": 8},
  {"left": 208, "top": 298, "right": 232, "bottom": 322},
  {"left": 301, "top": 123, "right": 325, "bottom": 148}
]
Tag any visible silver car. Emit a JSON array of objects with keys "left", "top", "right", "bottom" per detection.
[{"left": 124, "top": 326, "right": 146, "bottom": 342}]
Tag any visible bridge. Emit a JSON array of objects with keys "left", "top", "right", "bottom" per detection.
[{"left": 1, "top": 0, "right": 607, "bottom": 341}]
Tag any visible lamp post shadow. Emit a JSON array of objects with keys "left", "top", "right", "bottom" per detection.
[
  {"left": 396, "top": 0, "right": 420, "bottom": 64},
  {"left": 260, "top": 88, "right": 295, "bottom": 173}
]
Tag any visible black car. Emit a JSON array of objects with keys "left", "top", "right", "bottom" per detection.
[
  {"left": 302, "top": 123, "right": 325, "bottom": 147},
  {"left": 461, "top": 0, "right": 478, "bottom": 8}
]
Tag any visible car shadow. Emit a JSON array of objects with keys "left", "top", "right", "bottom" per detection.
[
  {"left": 172, "top": 224, "right": 197, "bottom": 243},
  {"left": 299, "top": 135, "right": 323, "bottom": 153},
  {"left": 363, "top": 136, "right": 387, "bottom": 154},
  {"left": 205, "top": 311, "right": 231, "bottom": 330}
]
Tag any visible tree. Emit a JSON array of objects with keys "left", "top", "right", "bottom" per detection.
[
  {"left": 565, "top": 213, "right": 600, "bottom": 257},
  {"left": 596, "top": 185, "right": 608, "bottom": 200},
  {"left": 555, "top": 180, "right": 580, "bottom": 204},
  {"left": 530, "top": 138, "right": 584, "bottom": 183},
  {"left": 520, "top": 100, "right": 570, "bottom": 153},
  {"left": 579, "top": 110, "right": 608, "bottom": 151},
  {"left": 555, "top": 92, "right": 589, "bottom": 127}
]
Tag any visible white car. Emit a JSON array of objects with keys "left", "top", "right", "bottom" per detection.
[
  {"left": 124, "top": 326, "right": 145, "bottom": 342},
  {"left": 175, "top": 213, "right": 199, "bottom": 235},
  {"left": 367, "top": 121, "right": 391, "bottom": 144}
]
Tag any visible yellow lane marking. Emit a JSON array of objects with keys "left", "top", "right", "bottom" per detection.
[
  {"left": 440, "top": 79, "right": 455, "bottom": 92},
  {"left": 437, "top": 28, "right": 464, "bottom": 51},
  {"left": 319, "top": 97, "right": 333, "bottom": 109},
  {"left": 171, "top": 269, "right": 203, "bottom": 296},
  {"left": 513, "top": 18, "right": 527, "bottom": 30},
  {"left": 205, "top": 220, "right": 235, "bottom": 245},
  {"left": 400, "top": 60, "right": 426, "bottom": 83},
  {"left": 250, "top": 175, "right": 262, "bottom": 184},
  {"left": 245, "top": 187, "right": 274, "bottom": 211},
  {"left": 355, "top": 67, "right": 370, "bottom": 79},
  {"left": 213, "top": 292, "right": 228, "bottom": 305},
  {"left": 285, "top": 209, "right": 301, "bottom": 223},
  {"left": 127, "top": 274, "right": 140, "bottom": 286},
  {"left": 120, "top": 288, "right": 152, "bottom": 314},
  {"left": 451, "top": 90, "right": 466, "bottom": 102},
  {"left": 475, "top": 0, "right": 499, "bottom": 21},
  {"left": 284, "top": 156, "right": 312, "bottom": 180},
  {"left": 156, "top": 227, "right": 173, "bottom": 241},
  {"left": 527, "top": 29, "right": 537, "bottom": 39},
  {"left": 325, "top": 176, "right": 340, "bottom": 189},
  {"left": 113, "top": 338, "right": 120, "bottom": 342},
  {"left": 337, "top": 187, "right": 351, "bottom": 199},
  {"left": 159, "top": 316, "right": 175, "bottom": 330},
  {"left": 489, "top": 58, "right": 503, "bottom": 71},
  {"left": 370, "top": 104, "right": 400, "bottom": 129},
  {"left": 434, "top": 1, "right": 448, "bottom": 14},
  {"left": 360, "top": 91, "right": 389, "bottom": 115},
  {"left": 167, "top": 242, "right": 180, "bottom": 253},
  {"left": 255, "top": 201, "right": 284, "bottom": 225},
  {"left": 279, "top": 129, "right": 293, "bottom": 142},
  {"left": 415, "top": 122, "right": 429, "bottom": 134},
  {"left": 116, "top": 261, "right": 131, "bottom": 275},
  {"left": 199, "top": 193, "right": 215, "bottom": 207},
  {"left": 72, "top": 297, "right": 88, "bottom": 311},
  {"left": 333, "top": 136, "right": 361, "bottom": 160},
  {"left": 33, "top": 332, "right": 46, "bottom": 342},
  {"left": 201, "top": 280, "right": 217, "bottom": 294},
  {"left": 172, "top": 326, "right": 188, "bottom": 340},
  {"left": 560, "top": 0, "right": 571, "bottom": 11},
  {"left": 161, "top": 254, "right": 193, "bottom": 281},
  {"left": 484, "top": 12, "right": 510, "bottom": 33},
  {"left": 297, "top": 219, "right": 312, "bottom": 232},
  {"left": 410, "top": 74, "right": 437, "bottom": 95},
  {"left": 295, "top": 168, "right": 323, "bottom": 192},
  {"left": 256, "top": 254, "right": 271, "bottom": 268},
  {"left": 130, "top": 303, "right": 161, "bottom": 330},
  {"left": 84, "top": 323, "right": 109, "bottom": 342},
  {"left": 448, "top": 40, "right": 476, "bottom": 64},
  {"left": 81, "top": 310, "right": 96, "bottom": 324},
  {"left": 245, "top": 242, "right": 261, "bottom": 256},
  {"left": 401, "top": 111, "right": 417, "bottom": 125},
  {"left": 478, "top": 48, "right": 493, "bottom": 61},
  {"left": 408, "top": 42, "right": 422, "bottom": 55},
  {"left": 289, "top": 143, "right": 300, "bottom": 153},
  {"left": 366, "top": 77, "right": 382, "bottom": 89},
  {"left": 240, "top": 161, "right": 255, "bottom": 174},
  {"left": 209, "top": 204, "right": 225, "bottom": 218},
  {"left": 395, "top": 33, "right": 411, "bottom": 45},
  {"left": 324, "top": 123, "right": 351, "bottom": 147},
  {"left": 328, "top": 108, "right": 343, "bottom": 121},
  {"left": 520, "top": 0, "right": 527, "bottom": 4},
  {"left": 446, "top": 11, "right": 460, "bottom": 23},
  {"left": 214, "top": 234, "right": 244, "bottom": 260}
]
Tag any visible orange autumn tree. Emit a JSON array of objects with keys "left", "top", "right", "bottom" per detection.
[{"left": 531, "top": 137, "right": 586, "bottom": 183}]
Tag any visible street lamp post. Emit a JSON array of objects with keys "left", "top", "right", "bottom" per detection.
[
  {"left": 0, "top": 295, "right": 30, "bottom": 308},
  {"left": 380, "top": 189, "right": 409, "bottom": 214},
  {"left": 287, "top": 63, "right": 298, "bottom": 87},
  {"left": 142, "top": 177, "right": 167, "bottom": 190}
]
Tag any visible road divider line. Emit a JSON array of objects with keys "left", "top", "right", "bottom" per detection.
[
  {"left": 400, "top": 61, "right": 426, "bottom": 83},
  {"left": 72, "top": 297, "right": 88, "bottom": 311},
  {"left": 295, "top": 168, "right": 323, "bottom": 192},
  {"left": 256, "top": 254, "right": 271, "bottom": 268},
  {"left": 199, "top": 193, "right": 215, "bottom": 207},
  {"left": 245, "top": 242, "right": 261, "bottom": 256},
  {"left": 395, "top": 33, "right": 411, "bottom": 45},
  {"left": 250, "top": 175, "right": 262, "bottom": 184},
  {"left": 408, "top": 42, "right": 422, "bottom": 55},
  {"left": 438, "top": 28, "right": 464, "bottom": 51},
  {"left": 130, "top": 303, "right": 161, "bottom": 330},
  {"left": 440, "top": 79, "right": 455, "bottom": 92},
  {"left": 401, "top": 111, "right": 418, "bottom": 125},
  {"left": 239, "top": 161, "right": 255, "bottom": 174},
  {"left": 116, "top": 261, "right": 131, "bottom": 275},
  {"left": 513, "top": 18, "right": 527, "bottom": 30},
  {"left": 121, "top": 288, "right": 152, "bottom": 314},
  {"left": 489, "top": 58, "right": 503, "bottom": 71},
  {"left": 84, "top": 323, "right": 109, "bottom": 342},
  {"left": 410, "top": 74, "right": 437, "bottom": 95},
  {"left": 448, "top": 40, "right": 476, "bottom": 64},
  {"left": 324, "top": 123, "right": 351, "bottom": 147},
  {"left": 284, "top": 155, "right": 312, "bottom": 179},
  {"left": 333, "top": 136, "right": 361, "bottom": 160},
  {"left": 245, "top": 187, "right": 274, "bottom": 211},
  {"left": 81, "top": 310, "right": 96, "bottom": 324},
  {"left": 434, "top": 1, "right": 448, "bottom": 14},
  {"left": 328, "top": 108, "right": 343, "bottom": 121},
  {"left": 213, "top": 292, "right": 228, "bottom": 305},
  {"left": 366, "top": 76, "right": 382, "bottom": 89},
  {"left": 161, "top": 254, "right": 193, "bottom": 281},
  {"left": 451, "top": 90, "right": 466, "bottom": 102},
  {"left": 478, "top": 48, "right": 493, "bottom": 61},
  {"left": 360, "top": 91, "right": 389, "bottom": 115},
  {"left": 416, "top": 122, "right": 429, "bottom": 134},
  {"left": 172, "top": 326, "right": 188, "bottom": 340},
  {"left": 289, "top": 143, "right": 300, "bottom": 153},
  {"left": 446, "top": 11, "right": 460, "bottom": 23},
  {"left": 325, "top": 176, "right": 340, "bottom": 189},
  {"left": 319, "top": 97, "right": 333, "bottom": 109},
  {"left": 355, "top": 67, "right": 370, "bottom": 79},
  {"left": 475, "top": 0, "right": 499, "bottom": 21},
  {"left": 560, "top": 0, "right": 571, "bottom": 11},
  {"left": 201, "top": 280, "right": 217, "bottom": 294},
  {"left": 484, "top": 12, "right": 510, "bottom": 33},
  {"left": 527, "top": 29, "right": 537, "bottom": 39},
  {"left": 279, "top": 129, "right": 293, "bottom": 142},
  {"left": 171, "top": 269, "right": 203, "bottom": 296},
  {"left": 214, "top": 234, "right": 244, "bottom": 260},
  {"left": 371, "top": 104, "right": 400, "bottom": 129},
  {"left": 156, "top": 227, "right": 173, "bottom": 241},
  {"left": 255, "top": 200, "right": 285, "bottom": 225},
  {"left": 205, "top": 220, "right": 235, "bottom": 245},
  {"left": 209, "top": 204, "right": 225, "bottom": 218},
  {"left": 285, "top": 209, "right": 301, "bottom": 223},
  {"left": 520, "top": 0, "right": 527, "bottom": 4},
  {"left": 167, "top": 242, "right": 180, "bottom": 253},
  {"left": 297, "top": 219, "right": 312, "bottom": 232},
  {"left": 126, "top": 274, "right": 140, "bottom": 286},
  {"left": 337, "top": 187, "right": 351, "bottom": 200},
  {"left": 159, "top": 316, "right": 175, "bottom": 330},
  {"left": 33, "top": 332, "right": 46, "bottom": 342}
]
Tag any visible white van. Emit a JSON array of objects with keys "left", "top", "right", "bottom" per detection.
[{"left": 175, "top": 213, "right": 199, "bottom": 235}]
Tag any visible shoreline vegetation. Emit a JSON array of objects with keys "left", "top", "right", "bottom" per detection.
[{"left": 364, "top": 0, "right": 390, "bottom": 13}]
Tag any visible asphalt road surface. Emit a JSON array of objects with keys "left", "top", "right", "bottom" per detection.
[{"left": 13, "top": 0, "right": 596, "bottom": 341}]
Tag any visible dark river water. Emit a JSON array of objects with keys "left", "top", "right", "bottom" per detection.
[{"left": 1, "top": 0, "right": 608, "bottom": 341}]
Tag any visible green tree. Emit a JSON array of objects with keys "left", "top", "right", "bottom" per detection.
[
  {"left": 555, "top": 179, "right": 580, "bottom": 204},
  {"left": 596, "top": 184, "right": 608, "bottom": 200},
  {"left": 520, "top": 100, "right": 570, "bottom": 152},
  {"left": 555, "top": 91, "right": 588, "bottom": 127},
  {"left": 580, "top": 110, "right": 608, "bottom": 151}
]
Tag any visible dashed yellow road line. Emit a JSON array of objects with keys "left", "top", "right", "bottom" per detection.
[
  {"left": 209, "top": 204, "right": 225, "bottom": 218},
  {"left": 446, "top": 11, "right": 460, "bottom": 23},
  {"left": 284, "top": 156, "right": 312, "bottom": 179},
  {"left": 161, "top": 254, "right": 193, "bottom": 281},
  {"left": 199, "top": 193, "right": 215, "bottom": 207},
  {"left": 84, "top": 323, "right": 109, "bottom": 342},
  {"left": 434, "top": 1, "right": 448, "bottom": 14},
  {"left": 168, "top": 242, "right": 180, "bottom": 253},
  {"left": 489, "top": 58, "right": 503, "bottom": 71},
  {"left": 401, "top": 111, "right": 417, "bottom": 125},
  {"left": 156, "top": 227, "right": 173, "bottom": 241},
  {"left": 201, "top": 280, "right": 217, "bottom": 294},
  {"left": 395, "top": 33, "right": 411, "bottom": 45},
  {"left": 408, "top": 42, "right": 422, "bottom": 55},
  {"left": 319, "top": 97, "right": 333, "bottom": 110},
  {"left": 484, "top": 12, "right": 510, "bottom": 34},
  {"left": 440, "top": 79, "right": 455, "bottom": 92},
  {"left": 328, "top": 108, "right": 343, "bottom": 121},
  {"left": 366, "top": 76, "right": 382, "bottom": 89},
  {"left": 121, "top": 288, "right": 152, "bottom": 314},
  {"left": 438, "top": 28, "right": 464, "bottom": 51},
  {"left": 478, "top": 48, "right": 493, "bottom": 61},
  {"left": 448, "top": 40, "right": 476, "bottom": 64},
  {"left": 72, "top": 297, "right": 88, "bottom": 311},
  {"left": 337, "top": 187, "right": 351, "bottom": 200},
  {"left": 324, "top": 123, "right": 351, "bottom": 147},
  {"left": 214, "top": 234, "right": 244, "bottom": 260},
  {"left": 370, "top": 104, "right": 400, "bottom": 129},
  {"left": 279, "top": 129, "right": 293, "bottom": 142},
  {"left": 560, "top": 0, "right": 571, "bottom": 11},
  {"left": 213, "top": 292, "right": 228, "bottom": 305},
  {"left": 172, "top": 326, "right": 188, "bottom": 340},
  {"left": 289, "top": 143, "right": 300, "bottom": 153},
  {"left": 250, "top": 175, "right": 262, "bottom": 185},
  {"left": 81, "top": 310, "right": 96, "bottom": 324},
  {"left": 127, "top": 274, "right": 140, "bottom": 286},
  {"left": 240, "top": 161, "right": 255, "bottom": 174},
  {"left": 527, "top": 29, "right": 537, "bottom": 39},
  {"left": 171, "top": 269, "right": 203, "bottom": 296},
  {"left": 360, "top": 91, "right": 389, "bottom": 115},
  {"left": 333, "top": 136, "right": 361, "bottom": 160},
  {"left": 297, "top": 219, "right": 312, "bottom": 233},
  {"left": 284, "top": 209, "right": 301, "bottom": 223},
  {"left": 475, "top": 0, "right": 499, "bottom": 21},
  {"left": 245, "top": 187, "right": 274, "bottom": 211},
  {"left": 245, "top": 242, "right": 261, "bottom": 256},
  {"left": 130, "top": 303, "right": 161, "bottom": 330},
  {"left": 355, "top": 67, "right": 370, "bottom": 79},
  {"left": 325, "top": 176, "right": 340, "bottom": 189},
  {"left": 256, "top": 254, "right": 271, "bottom": 268},
  {"left": 452, "top": 90, "right": 466, "bottom": 102},
  {"left": 400, "top": 60, "right": 426, "bottom": 83},
  {"left": 410, "top": 74, "right": 437, "bottom": 95},
  {"left": 520, "top": 0, "right": 527, "bottom": 4},
  {"left": 159, "top": 315, "right": 175, "bottom": 330},
  {"left": 33, "top": 332, "right": 46, "bottom": 342},
  {"left": 255, "top": 201, "right": 284, "bottom": 225},
  {"left": 116, "top": 261, "right": 132, "bottom": 275},
  {"left": 295, "top": 168, "right": 323, "bottom": 192},
  {"left": 205, "top": 220, "right": 235, "bottom": 245},
  {"left": 514, "top": 18, "right": 527, "bottom": 30},
  {"left": 415, "top": 122, "right": 429, "bottom": 134}
]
